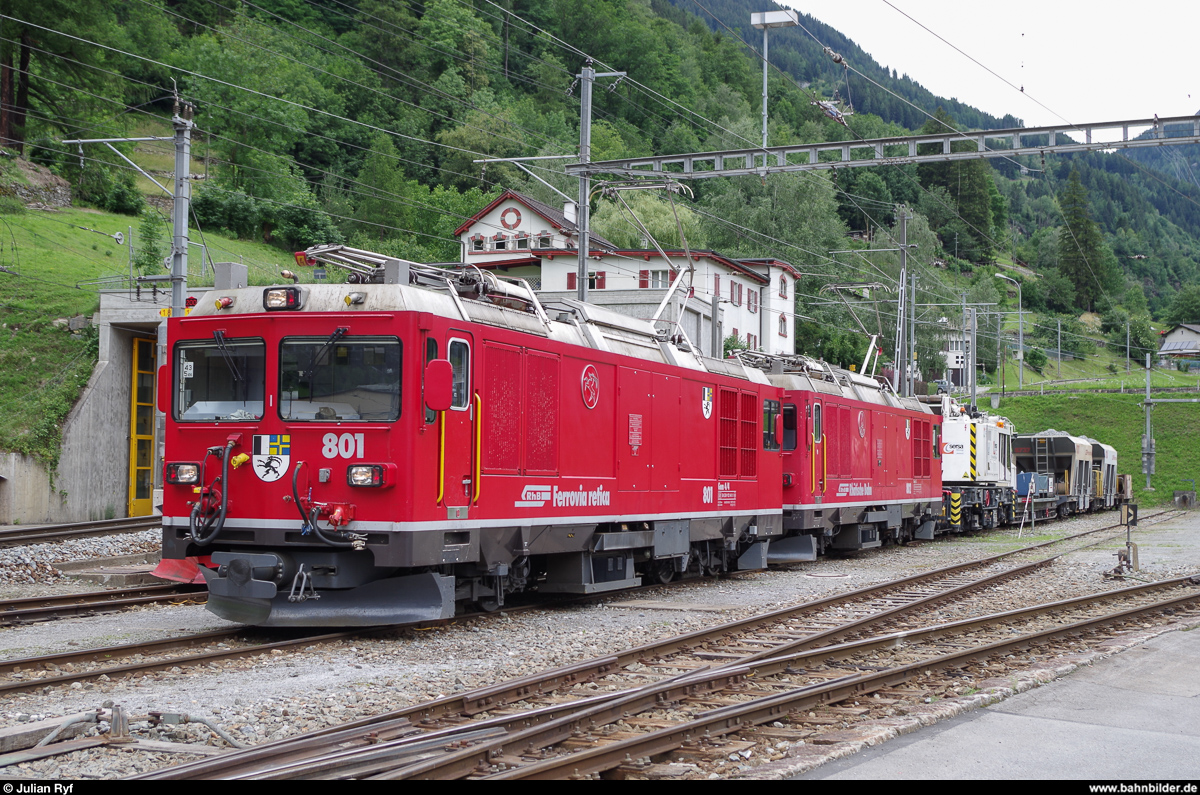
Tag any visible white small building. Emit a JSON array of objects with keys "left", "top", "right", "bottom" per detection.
[
  {"left": 1158, "top": 323, "right": 1200, "bottom": 362},
  {"left": 454, "top": 190, "right": 799, "bottom": 357}
]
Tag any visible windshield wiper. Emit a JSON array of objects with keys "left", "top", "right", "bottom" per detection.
[
  {"left": 212, "top": 330, "right": 244, "bottom": 400},
  {"left": 303, "top": 327, "right": 348, "bottom": 394}
]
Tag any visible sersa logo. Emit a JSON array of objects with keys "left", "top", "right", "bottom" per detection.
[{"left": 942, "top": 442, "right": 966, "bottom": 455}]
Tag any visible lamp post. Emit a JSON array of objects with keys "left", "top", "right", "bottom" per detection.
[
  {"left": 996, "top": 273, "right": 1022, "bottom": 389},
  {"left": 751, "top": 10, "right": 798, "bottom": 149}
]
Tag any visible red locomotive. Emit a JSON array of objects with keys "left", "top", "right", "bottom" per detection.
[{"left": 158, "top": 247, "right": 942, "bottom": 626}]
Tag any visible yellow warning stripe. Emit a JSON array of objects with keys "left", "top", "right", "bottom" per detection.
[{"left": 969, "top": 423, "right": 977, "bottom": 480}]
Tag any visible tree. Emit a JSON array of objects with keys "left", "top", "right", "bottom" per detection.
[
  {"left": 915, "top": 109, "right": 994, "bottom": 262},
  {"left": 1057, "top": 168, "right": 1115, "bottom": 312},
  {"left": 1163, "top": 284, "right": 1200, "bottom": 325},
  {"left": 353, "top": 133, "right": 417, "bottom": 241},
  {"left": 591, "top": 191, "right": 707, "bottom": 250},
  {"left": 133, "top": 210, "right": 167, "bottom": 274}
]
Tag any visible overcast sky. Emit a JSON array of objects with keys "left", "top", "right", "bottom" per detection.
[{"left": 786, "top": 1, "right": 1197, "bottom": 131}]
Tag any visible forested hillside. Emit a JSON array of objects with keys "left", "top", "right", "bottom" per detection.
[{"left": 3, "top": 0, "right": 1200, "bottom": 382}]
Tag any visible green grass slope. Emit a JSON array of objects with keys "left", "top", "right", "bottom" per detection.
[{"left": 0, "top": 200, "right": 294, "bottom": 474}]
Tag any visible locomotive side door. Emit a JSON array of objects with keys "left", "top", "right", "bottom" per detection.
[
  {"left": 809, "top": 400, "right": 825, "bottom": 496},
  {"left": 442, "top": 333, "right": 476, "bottom": 510}
]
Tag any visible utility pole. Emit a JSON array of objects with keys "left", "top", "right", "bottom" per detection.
[
  {"left": 1057, "top": 318, "right": 1062, "bottom": 379},
  {"left": 575, "top": 59, "right": 594, "bottom": 304},
  {"left": 170, "top": 100, "right": 194, "bottom": 318},
  {"left": 909, "top": 269, "right": 917, "bottom": 397},
  {"left": 1127, "top": 321, "right": 1131, "bottom": 373},
  {"left": 970, "top": 307, "right": 978, "bottom": 409},
  {"left": 1143, "top": 353, "right": 1155, "bottom": 490},
  {"left": 893, "top": 268, "right": 906, "bottom": 394},
  {"left": 62, "top": 102, "right": 193, "bottom": 315},
  {"left": 573, "top": 59, "right": 625, "bottom": 303}
]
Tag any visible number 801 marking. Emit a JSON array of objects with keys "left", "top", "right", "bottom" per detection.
[{"left": 323, "top": 432, "right": 365, "bottom": 459}]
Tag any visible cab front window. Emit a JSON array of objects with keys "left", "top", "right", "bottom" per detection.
[
  {"left": 175, "top": 337, "right": 266, "bottom": 421},
  {"left": 280, "top": 336, "right": 401, "bottom": 422}
]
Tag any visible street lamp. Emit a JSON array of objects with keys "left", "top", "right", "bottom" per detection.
[
  {"left": 995, "top": 273, "right": 1023, "bottom": 389},
  {"left": 751, "top": 10, "right": 799, "bottom": 149}
]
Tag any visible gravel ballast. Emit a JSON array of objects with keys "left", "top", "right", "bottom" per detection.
[{"left": 0, "top": 510, "right": 1196, "bottom": 779}]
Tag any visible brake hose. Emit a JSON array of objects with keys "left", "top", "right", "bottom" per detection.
[
  {"left": 190, "top": 440, "right": 234, "bottom": 546},
  {"left": 291, "top": 461, "right": 353, "bottom": 548}
]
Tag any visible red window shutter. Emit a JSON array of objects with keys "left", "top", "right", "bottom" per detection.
[
  {"left": 729, "top": 281, "right": 735, "bottom": 302},
  {"left": 596, "top": 271, "right": 606, "bottom": 289},
  {"left": 737, "top": 283, "right": 743, "bottom": 306},
  {"left": 714, "top": 274, "right": 720, "bottom": 299},
  {"left": 639, "top": 269, "right": 649, "bottom": 288},
  {"left": 567, "top": 272, "right": 576, "bottom": 290}
]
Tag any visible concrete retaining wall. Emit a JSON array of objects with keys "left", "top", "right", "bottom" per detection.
[{"left": 0, "top": 323, "right": 140, "bottom": 524}]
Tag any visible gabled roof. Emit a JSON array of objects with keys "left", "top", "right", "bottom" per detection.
[
  {"left": 737, "top": 257, "right": 801, "bottom": 279},
  {"left": 453, "top": 189, "right": 617, "bottom": 250}
]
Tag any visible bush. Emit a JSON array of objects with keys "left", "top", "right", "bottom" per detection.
[
  {"left": 191, "top": 187, "right": 261, "bottom": 240},
  {"left": 270, "top": 196, "right": 343, "bottom": 251},
  {"left": 1025, "top": 347, "right": 1047, "bottom": 373},
  {"left": 72, "top": 164, "right": 144, "bottom": 215}
]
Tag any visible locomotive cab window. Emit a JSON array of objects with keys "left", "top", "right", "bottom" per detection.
[
  {"left": 449, "top": 338, "right": 470, "bottom": 410},
  {"left": 782, "top": 403, "right": 797, "bottom": 451},
  {"left": 279, "top": 336, "right": 401, "bottom": 422},
  {"left": 762, "top": 399, "right": 781, "bottom": 451},
  {"left": 174, "top": 337, "right": 266, "bottom": 422},
  {"left": 424, "top": 337, "right": 438, "bottom": 424}
]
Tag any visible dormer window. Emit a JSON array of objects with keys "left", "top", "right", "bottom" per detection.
[
  {"left": 778, "top": 274, "right": 788, "bottom": 298},
  {"left": 538, "top": 231, "right": 553, "bottom": 249},
  {"left": 492, "top": 233, "right": 508, "bottom": 251},
  {"left": 470, "top": 234, "right": 485, "bottom": 252},
  {"left": 515, "top": 232, "right": 529, "bottom": 250}
]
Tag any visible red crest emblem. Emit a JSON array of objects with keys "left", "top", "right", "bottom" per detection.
[{"left": 581, "top": 364, "right": 599, "bottom": 410}]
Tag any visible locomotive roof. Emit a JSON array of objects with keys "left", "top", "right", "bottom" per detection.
[{"left": 184, "top": 280, "right": 775, "bottom": 385}]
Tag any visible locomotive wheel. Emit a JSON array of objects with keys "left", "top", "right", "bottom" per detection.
[{"left": 652, "top": 561, "right": 676, "bottom": 585}]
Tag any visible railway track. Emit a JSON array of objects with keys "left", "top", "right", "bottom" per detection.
[
  {"left": 0, "top": 516, "right": 159, "bottom": 547},
  {"left": 131, "top": 510, "right": 1190, "bottom": 780},
  {"left": 0, "top": 511, "right": 1174, "bottom": 702},
  {"left": 0, "top": 584, "right": 206, "bottom": 626},
  {"left": 151, "top": 580, "right": 1200, "bottom": 780}
]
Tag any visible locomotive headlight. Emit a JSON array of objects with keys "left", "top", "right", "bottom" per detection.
[
  {"left": 166, "top": 463, "right": 200, "bottom": 484},
  {"left": 264, "top": 286, "right": 304, "bottom": 310},
  {"left": 347, "top": 464, "right": 391, "bottom": 487}
]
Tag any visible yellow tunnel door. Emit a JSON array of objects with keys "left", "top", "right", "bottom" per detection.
[{"left": 128, "top": 337, "right": 157, "bottom": 516}]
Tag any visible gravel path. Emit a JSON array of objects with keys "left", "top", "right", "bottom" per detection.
[{"left": 0, "top": 510, "right": 1195, "bottom": 779}]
